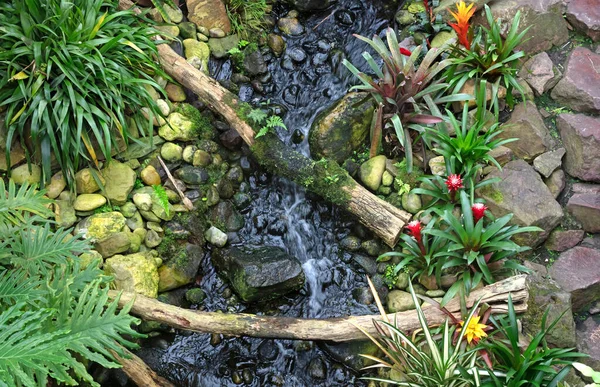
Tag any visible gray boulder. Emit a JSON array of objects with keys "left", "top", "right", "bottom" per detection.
[
  {"left": 211, "top": 246, "right": 305, "bottom": 302},
  {"left": 477, "top": 160, "right": 563, "bottom": 247},
  {"left": 286, "top": 0, "right": 334, "bottom": 12}
]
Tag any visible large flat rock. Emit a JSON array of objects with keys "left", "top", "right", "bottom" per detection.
[
  {"left": 557, "top": 113, "right": 600, "bottom": 182},
  {"left": 550, "top": 246, "right": 600, "bottom": 311},
  {"left": 567, "top": 183, "right": 600, "bottom": 233},
  {"left": 477, "top": 160, "right": 563, "bottom": 247},
  {"left": 499, "top": 102, "right": 554, "bottom": 160},
  {"left": 552, "top": 48, "right": 600, "bottom": 114},
  {"left": 566, "top": 0, "right": 600, "bottom": 42}
]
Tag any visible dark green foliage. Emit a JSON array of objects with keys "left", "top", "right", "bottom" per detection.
[
  {"left": 226, "top": 0, "right": 267, "bottom": 39},
  {"left": 0, "top": 0, "right": 169, "bottom": 185},
  {"left": 0, "top": 179, "right": 143, "bottom": 386},
  {"left": 445, "top": 5, "right": 529, "bottom": 107},
  {"left": 479, "top": 296, "right": 586, "bottom": 386}
]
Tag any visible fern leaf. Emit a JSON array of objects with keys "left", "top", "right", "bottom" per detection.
[
  {"left": 255, "top": 126, "right": 270, "bottom": 138},
  {"left": 266, "top": 115, "right": 287, "bottom": 130},
  {"left": 9, "top": 225, "right": 89, "bottom": 273},
  {"left": 0, "top": 180, "right": 52, "bottom": 225},
  {"left": 0, "top": 270, "right": 44, "bottom": 307},
  {"left": 247, "top": 109, "right": 268, "bottom": 124}
]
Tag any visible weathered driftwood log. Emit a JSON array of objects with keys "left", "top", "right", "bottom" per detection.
[
  {"left": 111, "top": 348, "right": 175, "bottom": 387},
  {"left": 109, "top": 275, "right": 527, "bottom": 342},
  {"left": 117, "top": 0, "right": 411, "bottom": 246}
]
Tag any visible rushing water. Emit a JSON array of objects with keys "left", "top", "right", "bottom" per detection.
[{"left": 134, "top": 1, "right": 399, "bottom": 385}]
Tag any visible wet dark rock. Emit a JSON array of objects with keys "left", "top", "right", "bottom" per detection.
[
  {"left": 175, "top": 166, "right": 209, "bottom": 185},
  {"left": 217, "top": 179, "right": 235, "bottom": 199},
  {"left": 268, "top": 219, "right": 287, "bottom": 236},
  {"left": 243, "top": 49, "right": 268, "bottom": 76},
  {"left": 185, "top": 288, "right": 206, "bottom": 304},
  {"left": 282, "top": 84, "right": 300, "bottom": 105},
  {"left": 239, "top": 157, "right": 252, "bottom": 173},
  {"left": 210, "top": 333, "right": 222, "bottom": 346},
  {"left": 319, "top": 340, "right": 379, "bottom": 372},
  {"left": 286, "top": 0, "right": 333, "bottom": 11},
  {"left": 311, "top": 52, "right": 329, "bottom": 66},
  {"left": 214, "top": 120, "right": 230, "bottom": 132},
  {"left": 219, "top": 129, "right": 243, "bottom": 150},
  {"left": 309, "top": 92, "right": 375, "bottom": 163},
  {"left": 157, "top": 288, "right": 189, "bottom": 308},
  {"left": 210, "top": 201, "right": 245, "bottom": 232},
  {"left": 340, "top": 236, "right": 361, "bottom": 251},
  {"left": 291, "top": 129, "right": 305, "bottom": 144},
  {"left": 557, "top": 113, "right": 600, "bottom": 182},
  {"left": 226, "top": 165, "right": 244, "bottom": 185},
  {"left": 278, "top": 17, "right": 304, "bottom": 36},
  {"left": 184, "top": 189, "right": 201, "bottom": 202},
  {"left": 334, "top": 9, "right": 355, "bottom": 26},
  {"left": 232, "top": 192, "right": 251, "bottom": 210},
  {"left": 158, "top": 243, "right": 204, "bottom": 292},
  {"left": 550, "top": 246, "right": 600, "bottom": 311},
  {"left": 477, "top": 160, "right": 563, "bottom": 247},
  {"left": 242, "top": 369, "right": 254, "bottom": 384},
  {"left": 230, "top": 73, "right": 250, "bottom": 85},
  {"left": 552, "top": 48, "right": 600, "bottom": 114},
  {"left": 545, "top": 229, "right": 585, "bottom": 252},
  {"left": 287, "top": 47, "right": 307, "bottom": 63},
  {"left": 351, "top": 254, "right": 377, "bottom": 275},
  {"left": 361, "top": 240, "right": 380, "bottom": 257},
  {"left": 307, "top": 357, "right": 327, "bottom": 379},
  {"left": 567, "top": 183, "right": 600, "bottom": 233},
  {"left": 211, "top": 246, "right": 305, "bottom": 302},
  {"left": 251, "top": 80, "right": 264, "bottom": 94},
  {"left": 280, "top": 56, "right": 295, "bottom": 70},
  {"left": 352, "top": 286, "right": 374, "bottom": 305},
  {"left": 238, "top": 84, "right": 254, "bottom": 102},
  {"left": 258, "top": 340, "right": 279, "bottom": 361},
  {"left": 268, "top": 33, "right": 286, "bottom": 57},
  {"left": 253, "top": 214, "right": 268, "bottom": 230},
  {"left": 231, "top": 371, "right": 243, "bottom": 385}
]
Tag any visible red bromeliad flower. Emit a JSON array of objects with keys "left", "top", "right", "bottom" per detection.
[
  {"left": 472, "top": 203, "right": 488, "bottom": 222},
  {"left": 406, "top": 220, "right": 423, "bottom": 242},
  {"left": 448, "top": 0, "right": 476, "bottom": 50},
  {"left": 445, "top": 174, "right": 464, "bottom": 192},
  {"left": 400, "top": 47, "right": 412, "bottom": 56}
]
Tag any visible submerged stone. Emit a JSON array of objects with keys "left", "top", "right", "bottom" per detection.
[{"left": 211, "top": 246, "right": 305, "bottom": 302}]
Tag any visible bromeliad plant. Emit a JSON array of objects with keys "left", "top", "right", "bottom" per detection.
[
  {"left": 445, "top": 3, "right": 530, "bottom": 107},
  {"left": 0, "top": 0, "right": 169, "bottom": 185},
  {"left": 479, "top": 296, "right": 586, "bottom": 387},
  {"left": 343, "top": 28, "right": 471, "bottom": 172},
  {"left": 428, "top": 191, "right": 541, "bottom": 305},
  {"left": 357, "top": 282, "right": 487, "bottom": 386},
  {"left": 378, "top": 220, "right": 450, "bottom": 287}
]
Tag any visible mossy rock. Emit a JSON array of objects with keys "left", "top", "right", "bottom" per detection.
[{"left": 104, "top": 252, "right": 160, "bottom": 298}]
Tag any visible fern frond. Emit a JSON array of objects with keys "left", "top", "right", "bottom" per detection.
[
  {"left": 0, "top": 270, "right": 44, "bottom": 307},
  {"left": 0, "top": 180, "right": 52, "bottom": 225},
  {"left": 247, "top": 108, "right": 268, "bottom": 124},
  {"left": 266, "top": 115, "right": 287, "bottom": 130},
  {"left": 0, "top": 281, "right": 143, "bottom": 387},
  {"left": 8, "top": 225, "right": 89, "bottom": 274}
]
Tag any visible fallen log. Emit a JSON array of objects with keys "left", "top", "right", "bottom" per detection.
[
  {"left": 109, "top": 275, "right": 527, "bottom": 342},
  {"left": 117, "top": 0, "right": 411, "bottom": 246},
  {"left": 111, "top": 348, "right": 175, "bottom": 387}
]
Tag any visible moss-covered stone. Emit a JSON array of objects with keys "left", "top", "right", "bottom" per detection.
[
  {"left": 309, "top": 92, "right": 375, "bottom": 163},
  {"left": 76, "top": 212, "right": 126, "bottom": 241},
  {"left": 157, "top": 243, "right": 204, "bottom": 292},
  {"left": 104, "top": 252, "right": 160, "bottom": 298}
]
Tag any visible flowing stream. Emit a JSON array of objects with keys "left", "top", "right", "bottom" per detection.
[{"left": 135, "top": 1, "right": 399, "bottom": 385}]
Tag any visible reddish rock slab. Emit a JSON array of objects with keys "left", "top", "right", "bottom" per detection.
[
  {"left": 545, "top": 229, "right": 585, "bottom": 252},
  {"left": 499, "top": 102, "right": 554, "bottom": 161},
  {"left": 557, "top": 113, "right": 600, "bottom": 182},
  {"left": 566, "top": 0, "right": 600, "bottom": 42},
  {"left": 550, "top": 246, "right": 600, "bottom": 311},
  {"left": 552, "top": 48, "right": 600, "bottom": 114},
  {"left": 522, "top": 52, "right": 561, "bottom": 95},
  {"left": 478, "top": 160, "right": 563, "bottom": 247},
  {"left": 567, "top": 184, "right": 600, "bottom": 233},
  {"left": 544, "top": 169, "right": 566, "bottom": 199}
]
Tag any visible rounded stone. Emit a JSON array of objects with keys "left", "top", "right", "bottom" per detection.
[
  {"left": 140, "top": 165, "right": 161, "bottom": 186},
  {"left": 182, "top": 145, "right": 198, "bottom": 163},
  {"left": 387, "top": 290, "right": 419, "bottom": 312},
  {"left": 185, "top": 288, "right": 206, "bottom": 304},
  {"left": 144, "top": 229, "right": 162, "bottom": 248},
  {"left": 10, "top": 164, "right": 41, "bottom": 185},
  {"left": 160, "top": 142, "right": 183, "bottom": 162},
  {"left": 268, "top": 33, "right": 286, "bottom": 56},
  {"left": 45, "top": 171, "right": 67, "bottom": 199},
  {"left": 193, "top": 150, "right": 212, "bottom": 167},
  {"left": 133, "top": 193, "right": 153, "bottom": 211},
  {"left": 73, "top": 194, "right": 107, "bottom": 212}
]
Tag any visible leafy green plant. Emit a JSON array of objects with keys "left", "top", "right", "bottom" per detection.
[
  {"left": 0, "top": 179, "right": 142, "bottom": 386},
  {"left": 0, "top": 0, "right": 168, "bottom": 185},
  {"left": 153, "top": 184, "right": 170, "bottom": 217},
  {"left": 428, "top": 191, "right": 540, "bottom": 305},
  {"left": 357, "top": 282, "right": 485, "bottom": 386},
  {"left": 379, "top": 220, "right": 450, "bottom": 286},
  {"left": 445, "top": 4, "right": 530, "bottom": 107},
  {"left": 479, "top": 296, "right": 585, "bottom": 386},
  {"left": 247, "top": 109, "right": 287, "bottom": 138},
  {"left": 226, "top": 0, "right": 267, "bottom": 39},
  {"left": 572, "top": 362, "right": 600, "bottom": 386},
  {"left": 343, "top": 27, "right": 471, "bottom": 172}
]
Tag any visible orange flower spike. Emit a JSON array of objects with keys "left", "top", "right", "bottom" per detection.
[{"left": 448, "top": 0, "right": 476, "bottom": 50}]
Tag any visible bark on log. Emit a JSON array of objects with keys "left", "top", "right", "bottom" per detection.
[
  {"left": 117, "top": 0, "right": 411, "bottom": 246},
  {"left": 111, "top": 348, "right": 175, "bottom": 387},
  {"left": 109, "top": 275, "right": 527, "bottom": 342}
]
